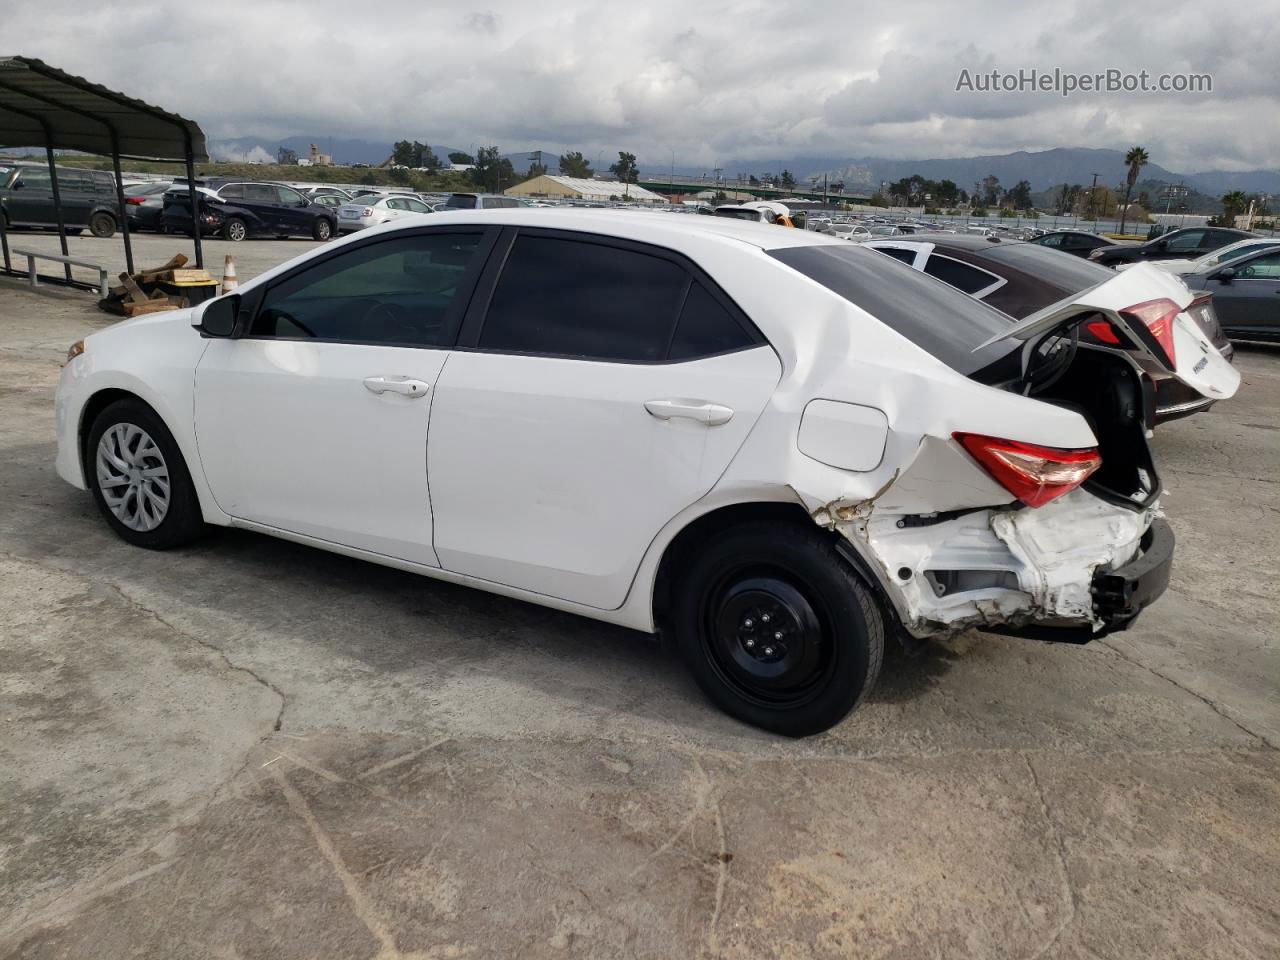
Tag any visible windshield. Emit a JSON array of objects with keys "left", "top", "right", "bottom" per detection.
[
  {"left": 446, "top": 194, "right": 478, "bottom": 209},
  {"left": 770, "top": 244, "right": 1020, "bottom": 375}
]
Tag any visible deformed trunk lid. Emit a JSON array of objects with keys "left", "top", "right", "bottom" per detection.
[{"left": 974, "top": 262, "right": 1240, "bottom": 402}]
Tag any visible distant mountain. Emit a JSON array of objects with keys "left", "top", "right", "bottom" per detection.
[{"left": 805, "top": 148, "right": 1278, "bottom": 199}]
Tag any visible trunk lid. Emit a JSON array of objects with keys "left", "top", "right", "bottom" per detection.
[{"left": 975, "top": 263, "right": 1240, "bottom": 402}]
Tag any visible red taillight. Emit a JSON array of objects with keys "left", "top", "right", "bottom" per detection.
[
  {"left": 1084, "top": 319, "right": 1122, "bottom": 344},
  {"left": 362, "top": 207, "right": 373, "bottom": 216},
  {"left": 125, "top": 196, "right": 146, "bottom": 205},
  {"left": 1121, "top": 297, "right": 1180, "bottom": 368},
  {"left": 954, "top": 433, "right": 1102, "bottom": 508}
]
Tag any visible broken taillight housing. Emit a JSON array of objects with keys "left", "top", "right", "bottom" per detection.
[
  {"left": 954, "top": 433, "right": 1102, "bottom": 508},
  {"left": 1120, "top": 298, "right": 1180, "bottom": 368}
]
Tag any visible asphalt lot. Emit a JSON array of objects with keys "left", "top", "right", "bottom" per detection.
[{"left": 1, "top": 234, "right": 1278, "bottom": 959}]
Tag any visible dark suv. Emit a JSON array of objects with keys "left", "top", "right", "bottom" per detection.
[
  {"left": 162, "top": 179, "right": 337, "bottom": 241},
  {"left": 0, "top": 162, "right": 122, "bottom": 238}
]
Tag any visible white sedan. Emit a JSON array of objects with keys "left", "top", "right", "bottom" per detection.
[
  {"left": 54, "top": 211, "right": 1237, "bottom": 735},
  {"left": 336, "top": 194, "right": 435, "bottom": 232},
  {"left": 1116, "top": 236, "right": 1280, "bottom": 275}
]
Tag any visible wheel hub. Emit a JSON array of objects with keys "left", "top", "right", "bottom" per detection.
[{"left": 709, "top": 576, "right": 828, "bottom": 701}]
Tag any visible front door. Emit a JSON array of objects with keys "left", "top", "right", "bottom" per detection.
[
  {"left": 1216, "top": 251, "right": 1280, "bottom": 336},
  {"left": 427, "top": 230, "right": 781, "bottom": 608},
  {"left": 194, "top": 228, "right": 494, "bottom": 565}
]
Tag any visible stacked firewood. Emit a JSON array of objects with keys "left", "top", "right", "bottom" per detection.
[{"left": 97, "top": 254, "right": 217, "bottom": 317}]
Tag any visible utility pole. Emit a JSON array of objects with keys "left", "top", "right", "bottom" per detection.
[
  {"left": 1089, "top": 172, "right": 1100, "bottom": 229},
  {"left": 823, "top": 173, "right": 828, "bottom": 207}
]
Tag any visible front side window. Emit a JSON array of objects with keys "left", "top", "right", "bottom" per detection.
[
  {"left": 17, "top": 168, "right": 51, "bottom": 191},
  {"left": 1234, "top": 252, "right": 1280, "bottom": 280},
  {"left": 446, "top": 194, "right": 478, "bottom": 209},
  {"left": 478, "top": 235, "right": 688, "bottom": 362},
  {"left": 251, "top": 233, "right": 483, "bottom": 346},
  {"left": 277, "top": 186, "right": 305, "bottom": 205},
  {"left": 1035, "top": 233, "right": 1062, "bottom": 248}
]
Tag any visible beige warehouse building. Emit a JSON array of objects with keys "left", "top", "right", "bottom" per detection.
[{"left": 505, "top": 175, "right": 666, "bottom": 204}]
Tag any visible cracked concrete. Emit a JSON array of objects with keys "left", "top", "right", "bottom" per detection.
[{"left": 1, "top": 238, "right": 1278, "bottom": 959}]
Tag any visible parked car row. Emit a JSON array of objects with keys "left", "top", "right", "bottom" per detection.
[{"left": 56, "top": 209, "right": 1238, "bottom": 735}]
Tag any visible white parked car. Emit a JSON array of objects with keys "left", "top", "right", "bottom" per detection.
[
  {"left": 1116, "top": 236, "right": 1280, "bottom": 275},
  {"left": 336, "top": 194, "right": 436, "bottom": 232},
  {"left": 54, "top": 211, "right": 1238, "bottom": 735}
]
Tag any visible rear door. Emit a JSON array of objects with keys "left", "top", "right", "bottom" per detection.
[
  {"left": 426, "top": 228, "right": 782, "bottom": 609},
  {"left": 977, "top": 262, "right": 1241, "bottom": 402},
  {"left": 242, "top": 183, "right": 284, "bottom": 232}
]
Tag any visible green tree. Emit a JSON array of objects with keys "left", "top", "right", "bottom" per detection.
[
  {"left": 780, "top": 169, "right": 796, "bottom": 188},
  {"left": 1003, "top": 179, "right": 1032, "bottom": 210},
  {"left": 526, "top": 160, "right": 548, "bottom": 180},
  {"left": 471, "top": 146, "right": 516, "bottom": 193},
  {"left": 558, "top": 151, "right": 593, "bottom": 178},
  {"left": 417, "top": 142, "right": 441, "bottom": 172},
  {"left": 448, "top": 151, "right": 474, "bottom": 165},
  {"left": 392, "top": 140, "right": 417, "bottom": 167},
  {"left": 1118, "top": 146, "right": 1149, "bottom": 232},
  {"left": 609, "top": 151, "right": 639, "bottom": 184}
]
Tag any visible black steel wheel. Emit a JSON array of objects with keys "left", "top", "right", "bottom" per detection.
[
  {"left": 673, "top": 520, "right": 884, "bottom": 736},
  {"left": 88, "top": 212, "right": 116, "bottom": 238}
]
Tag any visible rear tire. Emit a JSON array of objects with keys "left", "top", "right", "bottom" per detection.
[
  {"left": 672, "top": 521, "right": 884, "bottom": 736},
  {"left": 312, "top": 219, "right": 333, "bottom": 241},
  {"left": 88, "top": 212, "right": 117, "bottom": 238},
  {"left": 86, "top": 398, "right": 205, "bottom": 550},
  {"left": 222, "top": 217, "right": 248, "bottom": 242}
]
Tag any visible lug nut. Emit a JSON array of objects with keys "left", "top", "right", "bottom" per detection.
[
  {"left": 745, "top": 638, "right": 755, "bottom": 648},
  {"left": 764, "top": 647, "right": 775, "bottom": 656},
  {"left": 743, "top": 618, "right": 754, "bottom": 628},
  {"left": 762, "top": 614, "right": 771, "bottom": 623}
]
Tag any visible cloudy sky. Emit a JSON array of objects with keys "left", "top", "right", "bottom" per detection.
[{"left": 12, "top": 0, "right": 1280, "bottom": 171}]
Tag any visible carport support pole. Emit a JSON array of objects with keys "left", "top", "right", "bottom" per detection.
[
  {"left": 0, "top": 196, "right": 9, "bottom": 273},
  {"left": 44, "top": 146, "right": 72, "bottom": 282},
  {"left": 184, "top": 150, "right": 203, "bottom": 269},
  {"left": 109, "top": 136, "right": 134, "bottom": 276}
]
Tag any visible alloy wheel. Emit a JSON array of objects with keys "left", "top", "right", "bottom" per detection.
[{"left": 95, "top": 423, "right": 170, "bottom": 531}]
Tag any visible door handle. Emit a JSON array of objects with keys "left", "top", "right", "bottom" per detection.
[
  {"left": 644, "top": 399, "right": 734, "bottom": 425},
  {"left": 363, "top": 376, "right": 430, "bottom": 398}
]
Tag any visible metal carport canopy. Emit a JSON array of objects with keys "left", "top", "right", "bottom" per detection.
[
  {"left": 0, "top": 56, "right": 210, "bottom": 275},
  {"left": 0, "top": 56, "right": 207, "bottom": 161}
]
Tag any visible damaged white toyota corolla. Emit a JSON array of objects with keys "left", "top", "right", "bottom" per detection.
[{"left": 54, "top": 210, "right": 1240, "bottom": 735}]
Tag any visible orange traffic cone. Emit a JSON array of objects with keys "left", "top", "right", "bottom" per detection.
[{"left": 222, "top": 255, "right": 238, "bottom": 295}]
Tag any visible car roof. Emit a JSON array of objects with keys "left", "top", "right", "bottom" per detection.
[{"left": 373, "top": 208, "right": 847, "bottom": 251}]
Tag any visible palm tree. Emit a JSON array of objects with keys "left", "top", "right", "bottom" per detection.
[{"left": 1118, "top": 146, "right": 1149, "bottom": 233}]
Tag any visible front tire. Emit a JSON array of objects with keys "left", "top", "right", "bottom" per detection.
[
  {"left": 672, "top": 521, "right": 884, "bottom": 736},
  {"left": 222, "top": 217, "right": 248, "bottom": 242},
  {"left": 86, "top": 399, "right": 205, "bottom": 549}
]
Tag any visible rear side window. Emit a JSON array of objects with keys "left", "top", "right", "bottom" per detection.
[
  {"left": 447, "top": 194, "right": 478, "bottom": 209},
  {"left": 923, "top": 255, "right": 999, "bottom": 295},
  {"left": 769, "top": 244, "right": 1018, "bottom": 375},
  {"left": 874, "top": 246, "right": 916, "bottom": 265},
  {"left": 478, "top": 235, "right": 688, "bottom": 362},
  {"left": 668, "top": 282, "right": 754, "bottom": 361}
]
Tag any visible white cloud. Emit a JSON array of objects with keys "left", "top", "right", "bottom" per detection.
[{"left": 10, "top": 0, "right": 1279, "bottom": 172}]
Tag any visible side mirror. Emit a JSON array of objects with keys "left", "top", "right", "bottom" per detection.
[
  {"left": 1154, "top": 239, "right": 1168, "bottom": 251},
  {"left": 1214, "top": 267, "right": 1235, "bottom": 282},
  {"left": 198, "top": 294, "right": 240, "bottom": 337}
]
